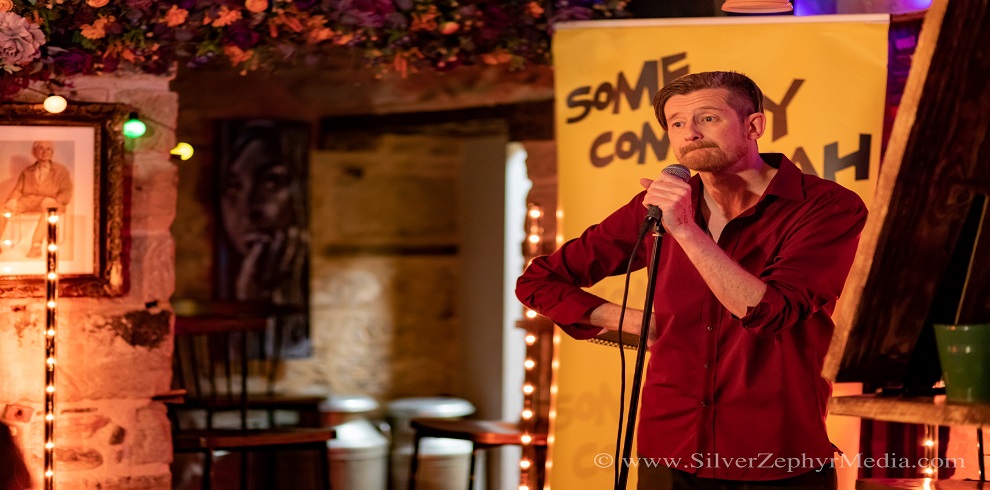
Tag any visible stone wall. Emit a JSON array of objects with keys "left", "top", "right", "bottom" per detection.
[
  {"left": 172, "top": 63, "right": 552, "bottom": 408},
  {"left": 0, "top": 74, "right": 177, "bottom": 489}
]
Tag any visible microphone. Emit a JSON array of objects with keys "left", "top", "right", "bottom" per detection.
[{"left": 644, "top": 164, "right": 691, "bottom": 223}]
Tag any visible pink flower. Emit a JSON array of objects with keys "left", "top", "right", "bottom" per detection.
[{"left": 0, "top": 11, "right": 45, "bottom": 72}]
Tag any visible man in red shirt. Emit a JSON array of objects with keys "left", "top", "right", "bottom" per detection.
[{"left": 516, "top": 72, "right": 867, "bottom": 489}]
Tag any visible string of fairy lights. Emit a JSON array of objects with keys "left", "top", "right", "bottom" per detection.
[
  {"left": 517, "top": 203, "right": 549, "bottom": 490},
  {"left": 43, "top": 209, "right": 59, "bottom": 490},
  {"left": 27, "top": 86, "right": 195, "bottom": 160},
  {"left": 19, "top": 84, "right": 191, "bottom": 489}
]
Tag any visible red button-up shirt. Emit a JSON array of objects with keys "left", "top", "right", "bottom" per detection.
[{"left": 516, "top": 154, "right": 867, "bottom": 480}]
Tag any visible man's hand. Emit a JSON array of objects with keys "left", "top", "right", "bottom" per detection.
[{"left": 639, "top": 172, "right": 697, "bottom": 238}]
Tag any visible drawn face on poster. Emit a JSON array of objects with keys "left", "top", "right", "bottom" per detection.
[{"left": 217, "top": 120, "right": 311, "bottom": 358}]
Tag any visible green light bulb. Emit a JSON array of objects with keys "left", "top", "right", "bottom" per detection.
[{"left": 123, "top": 113, "right": 147, "bottom": 138}]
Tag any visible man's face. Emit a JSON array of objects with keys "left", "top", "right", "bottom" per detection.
[
  {"left": 663, "top": 88, "right": 752, "bottom": 173},
  {"left": 32, "top": 141, "right": 55, "bottom": 162}
]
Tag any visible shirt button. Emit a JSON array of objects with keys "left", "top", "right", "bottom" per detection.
[
  {"left": 701, "top": 401, "right": 708, "bottom": 407},
  {"left": 703, "top": 363, "right": 711, "bottom": 369},
  {"left": 706, "top": 325, "right": 714, "bottom": 332}
]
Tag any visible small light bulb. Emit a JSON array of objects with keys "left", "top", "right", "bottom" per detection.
[
  {"left": 45, "top": 414, "right": 53, "bottom": 421},
  {"left": 48, "top": 244, "right": 57, "bottom": 252},
  {"left": 47, "top": 301, "right": 56, "bottom": 309},
  {"left": 170, "top": 142, "right": 195, "bottom": 161},
  {"left": 44, "top": 94, "right": 67, "bottom": 114},
  {"left": 528, "top": 208, "right": 542, "bottom": 219},
  {"left": 47, "top": 329, "right": 55, "bottom": 336},
  {"left": 520, "top": 459, "right": 531, "bottom": 469},
  {"left": 45, "top": 470, "right": 53, "bottom": 478},
  {"left": 520, "top": 486, "right": 530, "bottom": 490},
  {"left": 47, "top": 272, "right": 57, "bottom": 280},
  {"left": 46, "top": 385, "right": 55, "bottom": 393},
  {"left": 521, "top": 409, "right": 533, "bottom": 419},
  {"left": 525, "top": 309, "right": 537, "bottom": 319},
  {"left": 47, "top": 357, "right": 55, "bottom": 365},
  {"left": 523, "top": 384, "right": 534, "bottom": 394},
  {"left": 524, "top": 359, "right": 535, "bottom": 370},
  {"left": 123, "top": 112, "right": 147, "bottom": 138},
  {"left": 525, "top": 334, "right": 536, "bottom": 345},
  {"left": 923, "top": 439, "right": 934, "bottom": 447},
  {"left": 3, "top": 212, "right": 10, "bottom": 218},
  {"left": 923, "top": 467, "right": 934, "bottom": 475},
  {"left": 528, "top": 234, "right": 540, "bottom": 244},
  {"left": 2, "top": 240, "right": 10, "bottom": 246},
  {"left": 45, "top": 442, "right": 54, "bottom": 449},
  {"left": 47, "top": 215, "right": 59, "bottom": 223},
  {"left": 521, "top": 434, "right": 532, "bottom": 445}
]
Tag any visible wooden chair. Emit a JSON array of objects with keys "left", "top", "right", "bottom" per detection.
[
  {"left": 406, "top": 418, "right": 548, "bottom": 490},
  {"left": 170, "top": 301, "right": 333, "bottom": 490}
]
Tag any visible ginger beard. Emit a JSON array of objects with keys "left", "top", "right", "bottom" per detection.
[{"left": 674, "top": 127, "right": 749, "bottom": 173}]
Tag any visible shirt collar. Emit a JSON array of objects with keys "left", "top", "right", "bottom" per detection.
[
  {"left": 760, "top": 153, "right": 805, "bottom": 201},
  {"left": 686, "top": 153, "right": 805, "bottom": 203}
]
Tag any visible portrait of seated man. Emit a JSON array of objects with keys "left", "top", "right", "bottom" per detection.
[{"left": 0, "top": 140, "right": 73, "bottom": 258}]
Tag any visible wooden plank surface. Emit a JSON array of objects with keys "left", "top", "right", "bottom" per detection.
[
  {"left": 825, "top": 0, "right": 990, "bottom": 383},
  {"left": 829, "top": 395, "right": 990, "bottom": 428}
]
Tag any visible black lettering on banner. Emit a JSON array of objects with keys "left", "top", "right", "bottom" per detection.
[
  {"left": 566, "top": 86, "right": 592, "bottom": 124},
  {"left": 790, "top": 147, "right": 819, "bottom": 177},
  {"left": 589, "top": 123, "right": 671, "bottom": 168},
  {"left": 824, "top": 134, "right": 871, "bottom": 181},
  {"left": 661, "top": 52, "right": 689, "bottom": 87},
  {"left": 614, "top": 60, "right": 659, "bottom": 114},
  {"left": 763, "top": 79, "right": 804, "bottom": 142}
]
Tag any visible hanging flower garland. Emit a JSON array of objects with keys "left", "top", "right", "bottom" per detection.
[{"left": 0, "top": 0, "right": 628, "bottom": 97}]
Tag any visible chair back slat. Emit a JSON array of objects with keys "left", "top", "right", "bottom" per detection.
[{"left": 171, "top": 301, "right": 277, "bottom": 431}]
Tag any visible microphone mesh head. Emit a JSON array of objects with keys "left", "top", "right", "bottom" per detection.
[{"left": 662, "top": 164, "right": 691, "bottom": 183}]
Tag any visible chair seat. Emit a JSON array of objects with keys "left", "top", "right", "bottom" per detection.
[
  {"left": 174, "top": 428, "right": 334, "bottom": 451},
  {"left": 410, "top": 418, "right": 547, "bottom": 447}
]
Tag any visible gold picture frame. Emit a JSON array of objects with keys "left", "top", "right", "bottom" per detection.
[{"left": 0, "top": 102, "right": 127, "bottom": 297}]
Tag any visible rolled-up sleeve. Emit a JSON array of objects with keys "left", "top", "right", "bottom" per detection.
[
  {"left": 515, "top": 193, "right": 650, "bottom": 340},
  {"left": 738, "top": 192, "right": 868, "bottom": 337}
]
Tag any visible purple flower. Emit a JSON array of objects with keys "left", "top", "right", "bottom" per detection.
[
  {"left": 0, "top": 12, "right": 45, "bottom": 70},
  {"left": 53, "top": 48, "right": 94, "bottom": 75},
  {"left": 224, "top": 23, "right": 260, "bottom": 50},
  {"left": 336, "top": 0, "right": 395, "bottom": 28},
  {"left": 101, "top": 54, "right": 119, "bottom": 72},
  {"left": 126, "top": 0, "right": 154, "bottom": 9}
]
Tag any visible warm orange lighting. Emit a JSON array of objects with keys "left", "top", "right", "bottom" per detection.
[
  {"left": 521, "top": 409, "right": 533, "bottom": 419},
  {"left": 47, "top": 215, "right": 58, "bottom": 223},
  {"left": 923, "top": 439, "right": 934, "bottom": 447},
  {"left": 523, "top": 384, "right": 534, "bottom": 394},
  {"left": 528, "top": 208, "right": 542, "bottom": 219},
  {"left": 520, "top": 459, "right": 531, "bottom": 469},
  {"left": 525, "top": 334, "right": 536, "bottom": 345},
  {"left": 524, "top": 359, "right": 535, "bottom": 370},
  {"left": 47, "top": 301, "right": 56, "bottom": 309},
  {"left": 521, "top": 434, "right": 532, "bottom": 445},
  {"left": 48, "top": 244, "right": 57, "bottom": 252},
  {"left": 525, "top": 309, "right": 537, "bottom": 319},
  {"left": 528, "top": 234, "right": 540, "bottom": 244}
]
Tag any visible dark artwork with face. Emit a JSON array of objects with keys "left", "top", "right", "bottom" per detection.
[{"left": 216, "top": 120, "right": 311, "bottom": 358}]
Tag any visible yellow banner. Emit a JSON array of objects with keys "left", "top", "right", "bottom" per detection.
[{"left": 551, "top": 15, "right": 888, "bottom": 489}]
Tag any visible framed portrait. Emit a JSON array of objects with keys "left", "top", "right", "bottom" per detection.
[
  {"left": 216, "top": 119, "right": 312, "bottom": 358},
  {"left": 0, "top": 103, "right": 127, "bottom": 297}
]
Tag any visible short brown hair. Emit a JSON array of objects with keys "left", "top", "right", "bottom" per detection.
[{"left": 652, "top": 71, "right": 764, "bottom": 131}]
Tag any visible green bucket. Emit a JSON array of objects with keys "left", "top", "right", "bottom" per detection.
[{"left": 934, "top": 324, "right": 990, "bottom": 403}]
